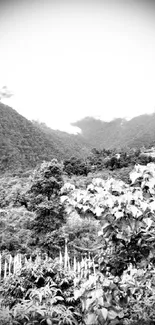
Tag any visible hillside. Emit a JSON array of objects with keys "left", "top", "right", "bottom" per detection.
[
  {"left": 32, "top": 120, "right": 92, "bottom": 158},
  {"left": 73, "top": 113, "right": 155, "bottom": 149},
  {"left": 0, "top": 103, "right": 91, "bottom": 174},
  {"left": 1, "top": 102, "right": 155, "bottom": 174}
]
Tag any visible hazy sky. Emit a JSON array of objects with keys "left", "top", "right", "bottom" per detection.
[{"left": 1, "top": 0, "right": 155, "bottom": 133}]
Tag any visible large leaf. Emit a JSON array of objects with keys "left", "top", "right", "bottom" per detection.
[
  {"left": 100, "top": 307, "right": 108, "bottom": 320},
  {"left": 85, "top": 313, "right": 97, "bottom": 325},
  {"left": 108, "top": 309, "right": 118, "bottom": 320}
]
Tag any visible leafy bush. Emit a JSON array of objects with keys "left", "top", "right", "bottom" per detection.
[
  {"left": 60, "top": 163, "right": 155, "bottom": 323},
  {"left": 0, "top": 159, "right": 67, "bottom": 256},
  {"left": 0, "top": 207, "right": 35, "bottom": 253},
  {"left": 63, "top": 157, "right": 91, "bottom": 176},
  {"left": 0, "top": 258, "right": 82, "bottom": 325}
]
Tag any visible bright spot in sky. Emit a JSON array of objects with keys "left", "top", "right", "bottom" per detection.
[{"left": 0, "top": 0, "right": 155, "bottom": 133}]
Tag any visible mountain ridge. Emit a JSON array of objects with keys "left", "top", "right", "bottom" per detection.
[
  {"left": 73, "top": 114, "right": 155, "bottom": 149},
  {"left": 0, "top": 102, "right": 90, "bottom": 174},
  {"left": 1, "top": 102, "right": 155, "bottom": 174}
]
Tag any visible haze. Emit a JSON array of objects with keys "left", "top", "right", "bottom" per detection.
[{"left": 0, "top": 0, "right": 155, "bottom": 133}]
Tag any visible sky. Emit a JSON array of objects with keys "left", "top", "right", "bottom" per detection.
[{"left": 1, "top": 0, "right": 155, "bottom": 133}]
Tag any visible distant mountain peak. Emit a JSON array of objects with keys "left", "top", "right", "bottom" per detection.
[{"left": 72, "top": 113, "right": 155, "bottom": 149}]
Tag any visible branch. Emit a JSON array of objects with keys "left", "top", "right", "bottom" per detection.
[{"left": 72, "top": 244, "right": 106, "bottom": 252}]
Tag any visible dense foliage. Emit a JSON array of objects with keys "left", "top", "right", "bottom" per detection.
[
  {"left": 61, "top": 163, "right": 155, "bottom": 270},
  {"left": 87, "top": 147, "right": 155, "bottom": 173},
  {"left": 60, "top": 162, "right": 155, "bottom": 324},
  {"left": 0, "top": 159, "right": 67, "bottom": 256},
  {"left": 0, "top": 258, "right": 82, "bottom": 325},
  {"left": 1, "top": 157, "right": 155, "bottom": 324},
  {"left": 63, "top": 157, "right": 91, "bottom": 176}
]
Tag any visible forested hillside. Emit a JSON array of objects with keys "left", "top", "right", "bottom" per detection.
[
  {"left": 1, "top": 101, "right": 155, "bottom": 175},
  {"left": 0, "top": 103, "right": 91, "bottom": 174},
  {"left": 32, "top": 120, "right": 92, "bottom": 158}
]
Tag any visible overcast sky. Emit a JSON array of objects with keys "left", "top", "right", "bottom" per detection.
[{"left": 0, "top": 0, "right": 155, "bottom": 133}]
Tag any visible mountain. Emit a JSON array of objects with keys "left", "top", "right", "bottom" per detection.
[
  {"left": 32, "top": 120, "right": 91, "bottom": 158},
  {"left": 1, "top": 101, "right": 155, "bottom": 175},
  {"left": 73, "top": 114, "right": 155, "bottom": 149},
  {"left": 0, "top": 103, "right": 91, "bottom": 174}
]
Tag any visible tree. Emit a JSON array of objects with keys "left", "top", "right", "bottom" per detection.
[
  {"left": 27, "top": 159, "right": 66, "bottom": 254},
  {"left": 63, "top": 156, "right": 90, "bottom": 176},
  {"left": 29, "top": 159, "right": 63, "bottom": 204}
]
